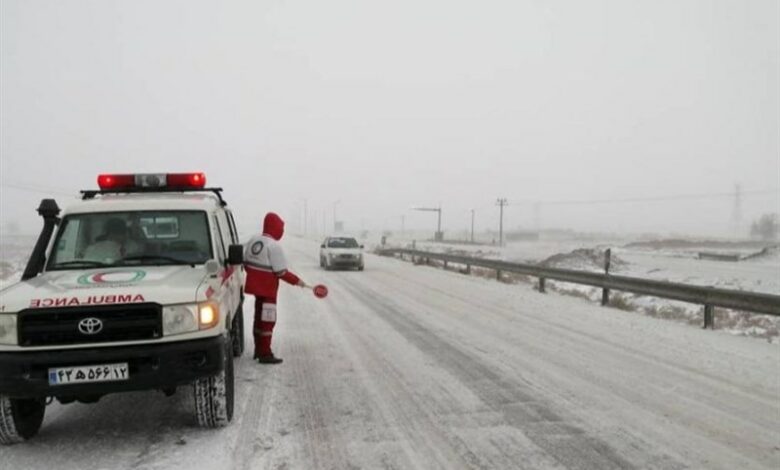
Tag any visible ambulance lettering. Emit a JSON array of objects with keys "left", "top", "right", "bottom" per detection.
[{"left": 30, "top": 294, "right": 145, "bottom": 308}]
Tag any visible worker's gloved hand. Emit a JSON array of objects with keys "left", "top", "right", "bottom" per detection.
[{"left": 297, "top": 280, "right": 308, "bottom": 289}]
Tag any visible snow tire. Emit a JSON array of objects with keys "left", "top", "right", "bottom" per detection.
[
  {"left": 194, "top": 338, "right": 234, "bottom": 428},
  {"left": 0, "top": 395, "right": 46, "bottom": 445}
]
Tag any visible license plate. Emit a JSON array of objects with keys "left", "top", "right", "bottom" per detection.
[{"left": 48, "top": 363, "right": 129, "bottom": 386}]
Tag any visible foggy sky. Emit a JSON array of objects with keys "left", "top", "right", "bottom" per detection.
[{"left": 1, "top": 0, "right": 778, "bottom": 238}]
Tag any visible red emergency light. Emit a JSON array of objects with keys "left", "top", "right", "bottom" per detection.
[
  {"left": 167, "top": 172, "right": 206, "bottom": 188},
  {"left": 97, "top": 172, "right": 207, "bottom": 190},
  {"left": 97, "top": 174, "right": 135, "bottom": 189}
]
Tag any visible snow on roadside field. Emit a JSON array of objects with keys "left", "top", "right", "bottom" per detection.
[
  {"left": 0, "top": 235, "right": 34, "bottom": 291},
  {"left": 385, "top": 236, "right": 780, "bottom": 341}
]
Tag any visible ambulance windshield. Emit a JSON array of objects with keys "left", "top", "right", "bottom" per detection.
[{"left": 47, "top": 210, "right": 213, "bottom": 270}]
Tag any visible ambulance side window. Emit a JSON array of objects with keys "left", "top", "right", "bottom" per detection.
[
  {"left": 51, "top": 218, "right": 81, "bottom": 263},
  {"left": 226, "top": 210, "right": 239, "bottom": 244},
  {"left": 216, "top": 211, "right": 233, "bottom": 248},
  {"left": 212, "top": 216, "right": 227, "bottom": 263}
]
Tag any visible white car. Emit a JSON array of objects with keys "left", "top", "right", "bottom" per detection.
[
  {"left": 0, "top": 172, "right": 246, "bottom": 443},
  {"left": 319, "top": 236, "right": 364, "bottom": 271}
]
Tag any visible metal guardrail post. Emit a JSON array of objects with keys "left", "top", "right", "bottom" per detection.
[
  {"left": 539, "top": 278, "right": 546, "bottom": 293},
  {"left": 704, "top": 305, "right": 714, "bottom": 329},
  {"left": 496, "top": 269, "right": 502, "bottom": 281},
  {"left": 602, "top": 249, "right": 611, "bottom": 306}
]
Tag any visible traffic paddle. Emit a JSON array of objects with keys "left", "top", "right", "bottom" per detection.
[{"left": 312, "top": 284, "right": 328, "bottom": 299}]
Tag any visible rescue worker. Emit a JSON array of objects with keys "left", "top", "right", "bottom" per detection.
[{"left": 243, "top": 212, "right": 307, "bottom": 364}]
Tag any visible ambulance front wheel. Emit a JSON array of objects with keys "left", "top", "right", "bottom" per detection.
[
  {"left": 193, "top": 338, "right": 235, "bottom": 428},
  {"left": 0, "top": 395, "right": 46, "bottom": 445}
]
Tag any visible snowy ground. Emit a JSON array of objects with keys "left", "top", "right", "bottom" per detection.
[
  {"left": 1, "top": 237, "right": 778, "bottom": 469},
  {"left": 0, "top": 234, "right": 35, "bottom": 291},
  {"left": 402, "top": 237, "right": 779, "bottom": 294},
  {"left": 382, "top": 236, "right": 780, "bottom": 339}
]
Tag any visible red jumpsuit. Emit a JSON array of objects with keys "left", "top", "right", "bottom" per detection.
[{"left": 243, "top": 213, "right": 301, "bottom": 360}]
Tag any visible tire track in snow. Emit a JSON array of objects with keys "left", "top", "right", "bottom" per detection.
[
  {"left": 317, "top": 279, "right": 495, "bottom": 469},
  {"left": 360, "top": 264, "right": 778, "bottom": 467},
  {"left": 337, "top": 276, "right": 637, "bottom": 470}
]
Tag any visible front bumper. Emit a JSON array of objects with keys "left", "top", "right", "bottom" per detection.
[
  {"left": 328, "top": 257, "right": 363, "bottom": 267},
  {"left": 0, "top": 336, "right": 226, "bottom": 398}
]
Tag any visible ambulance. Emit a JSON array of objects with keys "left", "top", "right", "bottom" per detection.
[{"left": 0, "top": 173, "right": 245, "bottom": 443}]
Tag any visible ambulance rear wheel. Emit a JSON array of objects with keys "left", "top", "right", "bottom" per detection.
[
  {"left": 0, "top": 395, "right": 46, "bottom": 445},
  {"left": 194, "top": 338, "right": 234, "bottom": 428}
]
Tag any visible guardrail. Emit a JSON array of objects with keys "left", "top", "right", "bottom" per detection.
[{"left": 376, "top": 248, "right": 780, "bottom": 328}]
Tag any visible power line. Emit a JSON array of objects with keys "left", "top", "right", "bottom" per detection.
[
  {"left": 1, "top": 182, "right": 76, "bottom": 197},
  {"left": 496, "top": 198, "right": 508, "bottom": 246}
]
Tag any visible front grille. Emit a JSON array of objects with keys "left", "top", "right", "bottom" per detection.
[
  {"left": 18, "top": 303, "right": 162, "bottom": 347},
  {"left": 338, "top": 254, "right": 356, "bottom": 259}
]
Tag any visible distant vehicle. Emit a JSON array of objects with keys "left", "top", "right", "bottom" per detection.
[
  {"left": 0, "top": 172, "right": 246, "bottom": 443},
  {"left": 319, "top": 236, "right": 364, "bottom": 271}
]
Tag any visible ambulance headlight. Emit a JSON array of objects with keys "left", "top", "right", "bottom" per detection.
[
  {"left": 0, "top": 314, "right": 18, "bottom": 345},
  {"left": 162, "top": 305, "right": 198, "bottom": 336},
  {"left": 198, "top": 301, "right": 220, "bottom": 330}
]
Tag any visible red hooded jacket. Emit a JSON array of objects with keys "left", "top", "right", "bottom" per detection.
[{"left": 243, "top": 213, "right": 301, "bottom": 299}]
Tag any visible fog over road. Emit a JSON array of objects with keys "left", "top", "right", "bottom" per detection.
[{"left": 2, "top": 238, "right": 778, "bottom": 469}]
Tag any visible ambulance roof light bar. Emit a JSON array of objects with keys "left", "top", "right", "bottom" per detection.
[
  {"left": 81, "top": 172, "right": 226, "bottom": 206},
  {"left": 97, "top": 172, "right": 206, "bottom": 190}
]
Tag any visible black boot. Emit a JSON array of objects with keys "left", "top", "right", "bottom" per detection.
[{"left": 256, "top": 354, "right": 283, "bottom": 364}]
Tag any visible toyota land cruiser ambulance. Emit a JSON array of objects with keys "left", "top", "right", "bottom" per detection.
[{"left": 0, "top": 173, "right": 246, "bottom": 443}]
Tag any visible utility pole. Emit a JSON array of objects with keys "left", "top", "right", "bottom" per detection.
[
  {"left": 496, "top": 198, "right": 508, "bottom": 246},
  {"left": 303, "top": 199, "right": 308, "bottom": 236},
  {"left": 534, "top": 202, "right": 541, "bottom": 233},
  {"left": 333, "top": 200, "right": 341, "bottom": 232},
  {"left": 470, "top": 209, "right": 475, "bottom": 243},
  {"left": 731, "top": 183, "right": 742, "bottom": 239},
  {"left": 437, "top": 205, "right": 442, "bottom": 240}
]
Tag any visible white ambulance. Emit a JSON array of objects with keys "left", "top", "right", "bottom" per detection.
[{"left": 0, "top": 173, "right": 245, "bottom": 443}]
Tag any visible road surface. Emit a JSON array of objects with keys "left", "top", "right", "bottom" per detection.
[{"left": 2, "top": 238, "right": 778, "bottom": 469}]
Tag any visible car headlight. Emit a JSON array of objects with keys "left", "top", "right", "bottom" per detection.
[
  {"left": 0, "top": 314, "right": 18, "bottom": 345},
  {"left": 198, "top": 301, "right": 220, "bottom": 330},
  {"left": 162, "top": 304, "right": 198, "bottom": 336}
]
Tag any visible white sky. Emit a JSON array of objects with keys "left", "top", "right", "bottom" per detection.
[{"left": 1, "top": 0, "right": 778, "bottom": 237}]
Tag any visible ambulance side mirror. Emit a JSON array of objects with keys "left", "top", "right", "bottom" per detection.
[
  {"left": 320, "top": 244, "right": 326, "bottom": 248},
  {"left": 228, "top": 244, "right": 244, "bottom": 265},
  {"left": 205, "top": 259, "right": 221, "bottom": 276}
]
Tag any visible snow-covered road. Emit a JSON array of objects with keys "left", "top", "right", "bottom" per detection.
[{"left": 2, "top": 237, "right": 778, "bottom": 469}]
